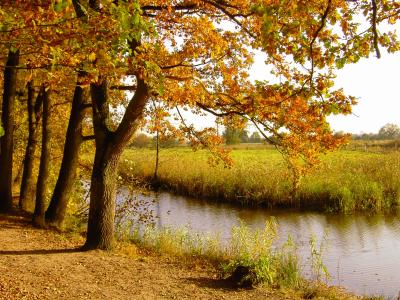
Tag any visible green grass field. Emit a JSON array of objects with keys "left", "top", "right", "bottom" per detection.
[{"left": 120, "top": 146, "right": 400, "bottom": 213}]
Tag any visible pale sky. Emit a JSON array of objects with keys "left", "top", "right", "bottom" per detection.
[
  {"left": 249, "top": 51, "right": 400, "bottom": 134},
  {"left": 328, "top": 53, "right": 400, "bottom": 134}
]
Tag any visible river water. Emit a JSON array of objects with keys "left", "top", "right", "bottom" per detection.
[{"left": 116, "top": 189, "right": 400, "bottom": 298}]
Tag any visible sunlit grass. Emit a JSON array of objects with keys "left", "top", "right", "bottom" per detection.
[
  {"left": 299, "top": 151, "right": 400, "bottom": 212},
  {"left": 120, "top": 147, "right": 400, "bottom": 213},
  {"left": 117, "top": 219, "right": 357, "bottom": 299},
  {"left": 120, "top": 219, "right": 301, "bottom": 288}
]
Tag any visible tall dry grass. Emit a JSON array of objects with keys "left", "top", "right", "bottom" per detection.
[{"left": 120, "top": 147, "right": 400, "bottom": 213}]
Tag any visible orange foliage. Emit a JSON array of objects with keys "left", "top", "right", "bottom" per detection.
[{"left": 0, "top": 0, "right": 399, "bottom": 178}]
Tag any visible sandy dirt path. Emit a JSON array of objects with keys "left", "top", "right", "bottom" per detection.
[{"left": 0, "top": 210, "right": 295, "bottom": 300}]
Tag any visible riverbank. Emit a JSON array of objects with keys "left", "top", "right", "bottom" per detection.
[
  {"left": 0, "top": 210, "right": 361, "bottom": 300},
  {"left": 120, "top": 148, "right": 400, "bottom": 213}
]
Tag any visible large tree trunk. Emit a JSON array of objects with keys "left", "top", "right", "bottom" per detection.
[
  {"left": 33, "top": 86, "right": 51, "bottom": 227},
  {"left": 84, "top": 139, "right": 120, "bottom": 250},
  {"left": 84, "top": 80, "right": 117, "bottom": 250},
  {"left": 45, "top": 74, "right": 89, "bottom": 227},
  {"left": 83, "top": 76, "right": 149, "bottom": 250},
  {"left": 19, "top": 81, "right": 41, "bottom": 211},
  {"left": 0, "top": 49, "right": 19, "bottom": 211}
]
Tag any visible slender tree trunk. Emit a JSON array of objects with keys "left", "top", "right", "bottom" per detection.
[
  {"left": 33, "top": 87, "right": 51, "bottom": 227},
  {"left": 0, "top": 49, "right": 19, "bottom": 211},
  {"left": 13, "top": 162, "right": 24, "bottom": 187},
  {"left": 19, "top": 81, "right": 41, "bottom": 211},
  {"left": 154, "top": 129, "right": 160, "bottom": 181},
  {"left": 83, "top": 76, "right": 149, "bottom": 250},
  {"left": 45, "top": 74, "right": 88, "bottom": 227}
]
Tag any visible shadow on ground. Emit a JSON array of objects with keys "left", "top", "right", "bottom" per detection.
[
  {"left": 0, "top": 209, "right": 83, "bottom": 256},
  {"left": 0, "top": 248, "right": 82, "bottom": 256},
  {"left": 184, "top": 276, "right": 253, "bottom": 291}
]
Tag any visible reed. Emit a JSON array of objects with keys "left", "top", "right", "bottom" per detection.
[{"left": 120, "top": 147, "right": 400, "bottom": 213}]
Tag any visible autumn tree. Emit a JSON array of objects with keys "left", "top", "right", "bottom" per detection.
[
  {"left": 19, "top": 81, "right": 42, "bottom": 210},
  {"left": 82, "top": 0, "right": 399, "bottom": 249},
  {"left": 45, "top": 77, "right": 90, "bottom": 227},
  {"left": 0, "top": 49, "right": 19, "bottom": 211},
  {"left": 32, "top": 86, "right": 51, "bottom": 227},
  {"left": 1, "top": 2, "right": 89, "bottom": 224},
  {"left": 1, "top": 1, "right": 106, "bottom": 226},
  {"left": 0, "top": 0, "right": 399, "bottom": 250}
]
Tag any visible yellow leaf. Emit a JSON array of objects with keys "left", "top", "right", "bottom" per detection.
[{"left": 88, "top": 52, "right": 96, "bottom": 62}]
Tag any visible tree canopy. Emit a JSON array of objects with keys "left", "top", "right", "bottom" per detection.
[
  {"left": 1, "top": 1, "right": 399, "bottom": 158},
  {"left": 1, "top": 0, "right": 399, "bottom": 249}
]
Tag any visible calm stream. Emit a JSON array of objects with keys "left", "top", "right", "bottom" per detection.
[{"left": 116, "top": 188, "right": 400, "bottom": 298}]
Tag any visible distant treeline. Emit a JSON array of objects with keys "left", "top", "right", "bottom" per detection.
[
  {"left": 342, "top": 139, "right": 400, "bottom": 152},
  {"left": 130, "top": 127, "right": 271, "bottom": 148},
  {"left": 348, "top": 123, "right": 400, "bottom": 140},
  {"left": 131, "top": 123, "right": 400, "bottom": 149},
  {"left": 130, "top": 133, "right": 182, "bottom": 148}
]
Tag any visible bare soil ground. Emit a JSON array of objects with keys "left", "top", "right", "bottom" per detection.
[{"left": 0, "top": 210, "right": 357, "bottom": 300}]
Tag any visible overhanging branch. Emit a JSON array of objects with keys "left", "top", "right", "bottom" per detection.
[
  {"left": 309, "top": 0, "right": 332, "bottom": 86},
  {"left": 371, "top": 0, "right": 382, "bottom": 58},
  {"left": 110, "top": 85, "right": 137, "bottom": 91}
]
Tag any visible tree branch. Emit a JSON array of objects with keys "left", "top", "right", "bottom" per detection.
[
  {"left": 203, "top": 0, "right": 256, "bottom": 39},
  {"left": 110, "top": 85, "right": 137, "bottom": 91},
  {"left": 195, "top": 101, "right": 245, "bottom": 117},
  {"left": 82, "top": 135, "right": 95, "bottom": 141},
  {"left": 113, "top": 75, "right": 149, "bottom": 151},
  {"left": 249, "top": 118, "right": 280, "bottom": 146},
  {"left": 0, "top": 64, "right": 77, "bottom": 70},
  {"left": 141, "top": 4, "right": 199, "bottom": 12},
  {"left": 371, "top": 0, "right": 381, "bottom": 58},
  {"left": 81, "top": 103, "right": 92, "bottom": 110},
  {"left": 309, "top": 0, "right": 332, "bottom": 85}
]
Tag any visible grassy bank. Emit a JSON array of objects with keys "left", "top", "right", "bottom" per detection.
[
  {"left": 120, "top": 147, "right": 400, "bottom": 213},
  {"left": 115, "top": 219, "right": 364, "bottom": 299},
  {"left": 119, "top": 219, "right": 301, "bottom": 287}
]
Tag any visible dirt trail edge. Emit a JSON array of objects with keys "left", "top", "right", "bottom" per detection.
[{"left": 0, "top": 210, "right": 283, "bottom": 300}]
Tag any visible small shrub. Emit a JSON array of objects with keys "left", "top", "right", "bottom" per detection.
[{"left": 223, "top": 220, "right": 300, "bottom": 288}]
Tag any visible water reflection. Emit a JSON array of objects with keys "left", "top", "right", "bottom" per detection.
[{"left": 117, "top": 190, "right": 400, "bottom": 298}]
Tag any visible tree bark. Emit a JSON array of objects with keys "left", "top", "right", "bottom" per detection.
[
  {"left": 83, "top": 76, "right": 149, "bottom": 250},
  {"left": 33, "top": 86, "right": 51, "bottom": 227},
  {"left": 13, "top": 162, "right": 24, "bottom": 188},
  {"left": 84, "top": 79, "right": 116, "bottom": 250},
  {"left": 19, "top": 81, "right": 42, "bottom": 211},
  {"left": 84, "top": 138, "right": 119, "bottom": 250},
  {"left": 0, "top": 49, "right": 19, "bottom": 211},
  {"left": 45, "top": 74, "right": 89, "bottom": 227}
]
